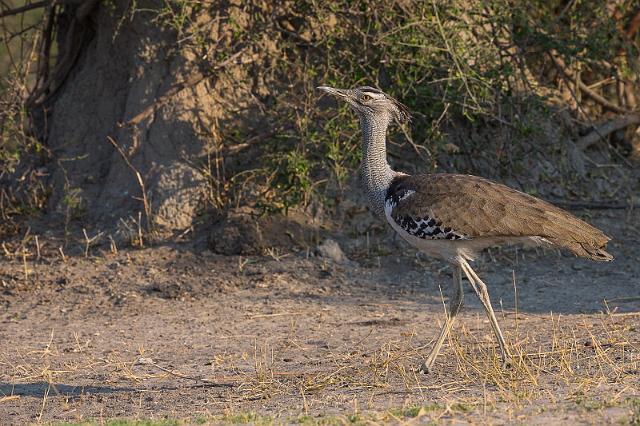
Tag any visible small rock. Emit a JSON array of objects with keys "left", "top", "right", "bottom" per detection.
[
  {"left": 316, "top": 238, "right": 348, "bottom": 263},
  {"left": 136, "top": 357, "right": 154, "bottom": 365}
]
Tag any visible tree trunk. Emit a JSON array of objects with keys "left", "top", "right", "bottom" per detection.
[{"left": 36, "top": 1, "right": 232, "bottom": 232}]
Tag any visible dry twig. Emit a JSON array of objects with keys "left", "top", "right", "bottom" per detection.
[
  {"left": 577, "top": 113, "right": 640, "bottom": 150},
  {"left": 106, "top": 136, "right": 152, "bottom": 231},
  {"left": 549, "top": 51, "right": 632, "bottom": 115}
]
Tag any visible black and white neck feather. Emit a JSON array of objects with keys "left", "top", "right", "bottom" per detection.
[{"left": 358, "top": 108, "right": 398, "bottom": 218}]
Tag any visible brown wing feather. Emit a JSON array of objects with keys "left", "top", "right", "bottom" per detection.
[{"left": 390, "top": 174, "right": 613, "bottom": 261}]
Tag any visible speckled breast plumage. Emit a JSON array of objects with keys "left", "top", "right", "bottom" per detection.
[
  {"left": 392, "top": 214, "right": 467, "bottom": 240},
  {"left": 384, "top": 179, "right": 468, "bottom": 242}
]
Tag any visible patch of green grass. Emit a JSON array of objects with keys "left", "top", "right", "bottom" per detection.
[
  {"left": 222, "top": 412, "right": 274, "bottom": 425},
  {"left": 387, "top": 403, "right": 442, "bottom": 418},
  {"left": 573, "top": 394, "right": 615, "bottom": 412},
  {"left": 451, "top": 402, "right": 474, "bottom": 413},
  {"left": 293, "top": 414, "right": 362, "bottom": 425},
  {"left": 52, "top": 405, "right": 449, "bottom": 426}
]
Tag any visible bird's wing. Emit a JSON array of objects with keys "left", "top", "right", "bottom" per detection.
[{"left": 385, "top": 173, "right": 612, "bottom": 260}]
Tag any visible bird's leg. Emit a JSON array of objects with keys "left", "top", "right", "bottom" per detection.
[
  {"left": 418, "top": 266, "right": 464, "bottom": 373},
  {"left": 459, "top": 259, "right": 512, "bottom": 366}
]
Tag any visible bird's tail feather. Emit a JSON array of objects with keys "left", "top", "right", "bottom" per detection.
[{"left": 542, "top": 208, "right": 613, "bottom": 262}]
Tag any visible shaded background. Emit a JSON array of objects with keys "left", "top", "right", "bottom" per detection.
[{"left": 0, "top": 0, "right": 639, "bottom": 250}]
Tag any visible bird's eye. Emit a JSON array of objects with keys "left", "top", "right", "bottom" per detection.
[{"left": 361, "top": 94, "right": 371, "bottom": 102}]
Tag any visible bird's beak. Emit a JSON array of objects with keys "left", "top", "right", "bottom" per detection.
[{"left": 317, "top": 86, "right": 348, "bottom": 98}]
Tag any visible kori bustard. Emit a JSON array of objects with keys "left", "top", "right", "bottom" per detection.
[{"left": 317, "top": 85, "right": 613, "bottom": 373}]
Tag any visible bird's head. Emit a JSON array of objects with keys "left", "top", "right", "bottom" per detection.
[{"left": 317, "top": 85, "right": 411, "bottom": 125}]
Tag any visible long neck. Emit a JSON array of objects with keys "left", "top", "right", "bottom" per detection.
[{"left": 359, "top": 114, "right": 396, "bottom": 218}]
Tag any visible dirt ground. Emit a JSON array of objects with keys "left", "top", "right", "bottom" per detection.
[{"left": 1, "top": 209, "right": 639, "bottom": 425}]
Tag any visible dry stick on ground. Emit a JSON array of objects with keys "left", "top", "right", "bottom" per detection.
[
  {"left": 136, "top": 358, "right": 234, "bottom": 388},
  {"left": 106, "top": 136, "right": 152, "bottom": 232},
  {"left": 82, "top": 228, "right": 104, "bottom": 257},
  {"left": 577, "top": 113, "right": 640, "bottom": 150}
]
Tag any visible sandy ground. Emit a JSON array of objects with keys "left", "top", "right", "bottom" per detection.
[{"left": 0, "top": 210, "right": 639, "bottom": 425}]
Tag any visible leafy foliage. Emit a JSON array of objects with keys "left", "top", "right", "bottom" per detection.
[{"left": 0, "top": 0, "right": 638, "bottom": 227}]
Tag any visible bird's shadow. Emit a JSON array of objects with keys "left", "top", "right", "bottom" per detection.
[
  {"left": 0, "top": 381, "right": 134, "bottom": 398},
  {"left": 0, "top": 381, "right": 230, "bottom": 399}
]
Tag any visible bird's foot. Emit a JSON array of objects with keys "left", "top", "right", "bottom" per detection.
[
  {"left": 416, "top": 361, "right": 432, "bottom": 374},
  {"left": 501, "top": 356, "right": 513, "bottom": 370}
]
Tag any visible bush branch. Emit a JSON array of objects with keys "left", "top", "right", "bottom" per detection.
[
  {"left": 549, "top": 51, "right": 632, "bottom": 115},
  {"left": 0, "top": 1, "right": 48, "bottom": 19},
  {"left": 577, "top": 114, "right": 640, "bottom": 150}
]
